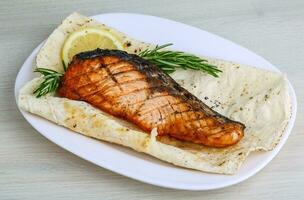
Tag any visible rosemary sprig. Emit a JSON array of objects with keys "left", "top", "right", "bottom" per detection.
[
  {"left": 33, "top": 68, "right": 63, "bottom": 97},
  {"left": 33, "top": 43, "right": 222, "bottom": 97},
  {"left": 139, "top": 43, "right": 222, "bottom": 77}
]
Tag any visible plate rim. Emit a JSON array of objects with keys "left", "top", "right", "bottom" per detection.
[{"left": 14, "top": 12, "right": 297, "bottom": 191}]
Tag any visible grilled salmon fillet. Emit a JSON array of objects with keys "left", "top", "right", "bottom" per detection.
[{"left": 58, "top": 49, "right": 245, "bottom": 147}]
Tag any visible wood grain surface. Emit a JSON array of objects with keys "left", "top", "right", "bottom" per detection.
[{"left": 0, "top": 0, "right": 303, "bottom": 199}]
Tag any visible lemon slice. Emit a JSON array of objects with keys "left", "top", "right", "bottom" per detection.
[{"left": 61, "top": 27, "right": 124, "bottom": 66}]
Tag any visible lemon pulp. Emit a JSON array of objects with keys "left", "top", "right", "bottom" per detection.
[{"left": 61, "top": 27, "right": 123, "bottom": 66}]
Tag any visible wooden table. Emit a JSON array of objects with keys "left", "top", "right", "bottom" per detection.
[{"left": 1, "top": 0, "right": 303, "bottom": 199}]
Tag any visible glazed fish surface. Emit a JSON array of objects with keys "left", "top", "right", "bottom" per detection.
[{"left": 58, "top": 49, "right": 245, "bottom": 147}]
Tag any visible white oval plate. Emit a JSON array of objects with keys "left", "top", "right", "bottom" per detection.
[{"left": 15, "top": 13, "right": 297, "bottom": 190}]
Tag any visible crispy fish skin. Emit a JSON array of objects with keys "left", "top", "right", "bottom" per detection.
[{"left": 58, "top": 49, "right": 245, "bottom": 147}]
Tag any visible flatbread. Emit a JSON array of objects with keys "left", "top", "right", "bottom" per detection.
[{"left": 18, "top": 12, "right": 291, "bottom": 174}]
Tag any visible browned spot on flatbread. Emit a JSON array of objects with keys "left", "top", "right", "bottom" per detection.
[
  {"left": 64, "top": 102, "right": 89, "bottom": 129},
  {"left": 92, "top": 120, "right": 103, "bottom": 128}
]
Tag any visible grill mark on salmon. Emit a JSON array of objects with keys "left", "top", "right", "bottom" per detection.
[
  {"left": 139, "top": 101, "right": 185, "bottom": 116},
  {"left": 58, "top": 49, "right": 245, "bottom": 147},
  {"left": 112, "top": 69, "right": 138, "bottom": 76}
]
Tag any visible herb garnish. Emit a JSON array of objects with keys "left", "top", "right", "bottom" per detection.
[
  {"left": 139, "top": 43, "right": 222, "bottom": 76},
  {"left": 33, "top": 68, "right": 63, "bottom": 98},
  {"left": 33, "top": 44, "right": 221, "bottom": 97}
]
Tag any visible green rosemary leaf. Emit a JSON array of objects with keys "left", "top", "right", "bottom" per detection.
[
  {"left": 139, "top": 43, "right": 222, "bottom": 77},
  {"left": 32, "top": 43, "right": 222, "bottom": 98},
  {"left": 33, "top": 68, "right": 63, "bottom": 98}
]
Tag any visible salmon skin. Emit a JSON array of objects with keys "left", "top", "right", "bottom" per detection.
[{"left": 58, "top": 49, "right": 245, "bottom": 147}]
